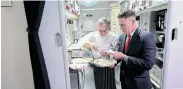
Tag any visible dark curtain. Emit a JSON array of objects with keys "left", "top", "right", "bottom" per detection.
[{"left": 23, "top": 1, "right": 50, "bottom": 89}]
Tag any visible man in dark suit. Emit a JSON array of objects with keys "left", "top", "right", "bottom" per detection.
[{"left": 111, "top": 10, "right": 156, "bottom": 89}]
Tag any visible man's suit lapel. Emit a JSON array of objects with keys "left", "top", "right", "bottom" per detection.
[
  {"left": 126, "top": 28, "right": 141, "bottom": 54},
  {"left": 121, "top": 36, "right": 126, "bottom": 53},
  {"left": 118, "top": 35, "right": 126, "bottom": 53}
]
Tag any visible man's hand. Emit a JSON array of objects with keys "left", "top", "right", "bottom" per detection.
[
  {"left": 100, "top": 51, "right": 109, "bottom": 57},
  {"left": 90, "top": 44, "right": 99, "bottom": 52},
  {"left": 111, "top": 52, "right": 125, "bottom": 60},
  {"left": 83, "top": 42, "right": 99, "bottom": 51}
]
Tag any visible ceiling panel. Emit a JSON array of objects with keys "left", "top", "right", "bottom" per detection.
[
  {"left": 80, "top": 1, "right": 112, "bottom": 19},
  {"left": 80, "top": 1, "right": 110, "bottom": 9}
]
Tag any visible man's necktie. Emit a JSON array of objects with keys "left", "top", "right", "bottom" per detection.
[{"left": 125, "top": 35, "right": 131, "bottom": 53}]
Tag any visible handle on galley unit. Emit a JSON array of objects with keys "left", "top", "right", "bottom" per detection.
[
  {"left": 54, "top": 32, "right": 62, "bottom": 47},
  {"left": 171, "top": 28, "right": 178, "bottom": 41}
]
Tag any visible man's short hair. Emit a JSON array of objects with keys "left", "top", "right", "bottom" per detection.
[
  {"left": 97, "top": 17, "right": 111, "bottom": 29},
  {"left": 118, "top": 10, "right": 136, "bottom": 19}
]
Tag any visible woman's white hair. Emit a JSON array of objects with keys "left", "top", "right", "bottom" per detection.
[{"left": 97, "top": 17, "right": 111, "bottom": 29}]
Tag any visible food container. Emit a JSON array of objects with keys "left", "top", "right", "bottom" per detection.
[
  {"left": 91, "top": 57, "right": 117, "bottom": 67},
  {"left": 71, "top": 57, "right": 93, "bottom": 64},
  {"left": 70, "top": 57, "right": 93, "bottom": 70}
]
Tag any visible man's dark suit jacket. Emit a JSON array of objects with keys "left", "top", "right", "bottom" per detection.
[{"left": 118, "top": 28, "right": 156, "bottom": 89}]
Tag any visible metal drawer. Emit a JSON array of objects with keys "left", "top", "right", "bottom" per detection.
[
  {"left": 150, "top": 65, "right": 162, "bottom": 83},
  {"left": 70, "top": 69, "right": 79, "bottom": 89},
  {"left": 71, "top": 50, "right": 84, "bottom": 58},
  {"left": 68, "top": 51, "right": 72, "bottom": 62}
]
